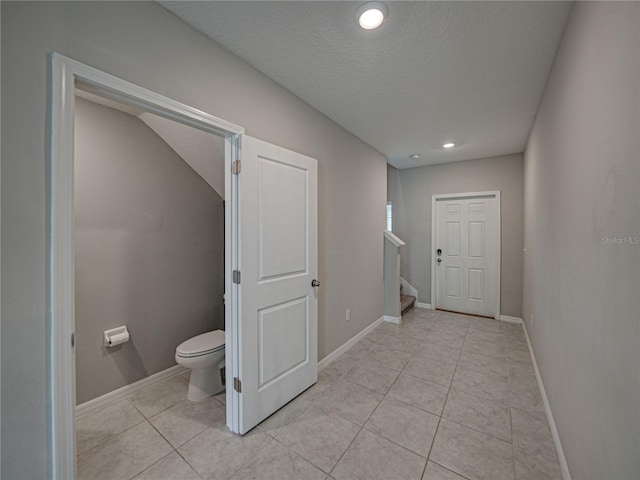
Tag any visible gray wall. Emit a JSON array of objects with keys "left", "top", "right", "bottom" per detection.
[
  {"left": 387, "top": 154, "right": 524, "bottom": 317},
  {"left": 523, "top": 2, "right": 639, "bottom": 478},
  {"left": 74, "top": 98, "right": 224, "bottom": 404},
  {"left": 0, "top": 2, "right": 386, "bottom": 478}
]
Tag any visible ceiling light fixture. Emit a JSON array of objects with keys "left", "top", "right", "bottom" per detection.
[
  {"left": 442, "top": 142, "right": 456, "bottom": 149},
  {"left": 356, "top": 2, "right": 388, "bottom": 30},
  {"left": 410, "top": 154, "right": 421, "bottom": 160}
]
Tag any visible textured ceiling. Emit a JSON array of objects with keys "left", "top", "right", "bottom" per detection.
[{"left": 161, "top": 1, "right": 571, "bottom": 169}]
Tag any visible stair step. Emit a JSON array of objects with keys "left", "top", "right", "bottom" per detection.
[{"left": 400, "top": 294, "right": 416, "bottom": 315}]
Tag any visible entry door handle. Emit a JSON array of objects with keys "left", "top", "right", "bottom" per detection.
[
  {"left": 311, "top": 279, "right": 321, "bottom": 287},
  {"left": 437, "top": 258, "right": 442, "bottom": 263}
]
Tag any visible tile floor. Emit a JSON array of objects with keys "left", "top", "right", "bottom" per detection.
[{"left": 76, "top": 309, "right": 563, "bottom": 480}]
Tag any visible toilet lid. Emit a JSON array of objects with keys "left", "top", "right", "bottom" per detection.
[{"left": 176, "top": 330, "right": 225, "bottom": 357}]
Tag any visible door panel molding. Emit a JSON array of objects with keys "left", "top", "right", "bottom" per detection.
[{"left": 431, "top": 191, "right": 501, "bottom": 319}]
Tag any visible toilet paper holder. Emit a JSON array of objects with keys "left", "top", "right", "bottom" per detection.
[{"left": 104, "top": 326, "right": 130, "bottom": 347}]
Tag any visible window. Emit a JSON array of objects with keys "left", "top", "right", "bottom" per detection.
[{"left": 386, "top": 201, "right": 393, "bottom": 231}]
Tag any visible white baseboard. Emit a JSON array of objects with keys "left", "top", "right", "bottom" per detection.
[
  {"left": 399, "top": 277, "right": 418, "bottom": 298},
  {"left": 499, "top": 315, "right": 523, "bottom": 324},
  {"left": 76, "top": 364, "right": 187, "bottom": 417},
  {"left": 415, "top": 302, "right": 433, "bottom": 310},
  {"left": 318, "top": 316, "right": 384, "bottom": 371},
  {"left": 521, "top": 322, "right": 572, "bottom": 480},
  {"left": 383, "top": 315, "right": 401, "bottom": 324}
]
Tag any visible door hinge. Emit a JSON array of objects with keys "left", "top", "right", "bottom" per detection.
[
  {"left": 232, "top": 160, "right": 241, "bottom": 175},
  {"left": 233, "top": 270, "right": 241, "bottom": 284},
  {"left": 233, "top": 377, "right": 242, "bottom": 393}
]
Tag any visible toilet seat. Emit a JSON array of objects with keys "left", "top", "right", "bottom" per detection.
[{"left": 176, "top": 330, "right": 225, "bottom": 358}]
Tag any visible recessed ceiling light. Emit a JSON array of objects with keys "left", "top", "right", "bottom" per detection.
[
  {"left": 410, "top": 154, "right": 421, "bottom": 160},
  {"left": 442, "top": 142, "right": 456, "bottom": 149},
  {"left": 356, "top": 2, "right": 388, "bottom": 30}
]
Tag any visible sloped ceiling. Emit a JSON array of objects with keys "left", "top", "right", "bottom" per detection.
[{"left": 161, "top": 1, "right": 571, "bottom": 168}]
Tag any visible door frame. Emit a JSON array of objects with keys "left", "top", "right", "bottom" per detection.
[
  {"left": 47, "top": 53, "right": 245, "bottom": 479},
  {"left": 430, "top": 191, "right": 501, "bottom": 319}
]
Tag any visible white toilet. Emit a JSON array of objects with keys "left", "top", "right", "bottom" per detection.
[{"left": 175, "top": 329, "right": 225, "bottom": 402}]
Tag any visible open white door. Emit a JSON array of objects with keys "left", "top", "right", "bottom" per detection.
[{"left": 235, "top": 136, "right": 318, "bottom": 434}]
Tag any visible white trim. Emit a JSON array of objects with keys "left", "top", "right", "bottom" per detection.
[
  {"left": 521, "top": 323, "right": 572, "bottom": 480},
  {"left": 415, "top": 302, "right": 433, "bottom": 310},
  {"left": 384, "top": 230, "right": 405, "bottom": 247},
  {"left": 383, "top": 315, "right": 401, "bottom": 324},
  {"left": 318, "top": 316, "right": 384, "bottom": 370},
  {"left": 75, "top": 366, "right": 187, "bottom": 417},
  {"left": 399, "top": 277, "right": 418, "bottom": 298},
  {"left": 499, "top": 315, "right": 523, "bottom": 324},
  {"left": 47, "top": 53, "right": 245, "bottom": 479},
  {"left": 431, "top": 191, "right": 501, "bottom": 320}
]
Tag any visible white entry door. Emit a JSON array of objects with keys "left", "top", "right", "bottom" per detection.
[
  {"left": 235, "top": 136, "right": 318, "bottom": 434},
  {"left": 434, "top": 194, "right": 499, "bottom": 317}
]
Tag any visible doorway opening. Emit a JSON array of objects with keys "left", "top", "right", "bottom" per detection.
[
  {"left": 48, "top": 53, "right": 319, "bottom": 479},
  {"left": 431, "top": 192, "right": 501, "bottom": 319},
  {"left": 48, "top": 53, "right": 243, "bottom": 479}
]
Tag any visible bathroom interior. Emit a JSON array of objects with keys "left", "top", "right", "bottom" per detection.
[{"left": 73, "top": 88, "right": 229, "bottom": 454}]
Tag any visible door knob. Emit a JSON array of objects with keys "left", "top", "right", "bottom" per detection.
[
  {"left": 437, "top": 258, "right": 442, "bottom": 263},
  {"left": 311, "top": 279, "right": 321, "bottom": 287}
]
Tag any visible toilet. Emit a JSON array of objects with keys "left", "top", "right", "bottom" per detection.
[{"left": 175, "top": 329, "right": 225, "bottom": 402}]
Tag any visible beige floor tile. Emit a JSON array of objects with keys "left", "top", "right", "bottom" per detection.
[
  {"left": 451, "top": 367, "right": 509, "bottom": 403},
  {"left": 394, "top": 322, "right": 431, "bottom": 340},
  {"left": 468, "top": 317, "right": 504, "bottom": 333},
  {"left": 363, "top": 346, "right": 413, "bottom": 371},
  {"left": 436, "top": 312, "right": 471, "bottom": 327},
  {"left": 511, "top": 408, "right": 562, "bottom": 480},
  {"left": 462, "top": 338, "right": 508, "bottom": 358},
  {"left": 298, "top": 372, "right": 339, "bottom": 403},
  {"left": 132, "top": 452, "right": 201, "bottom": 480},
  {"left": 425, "top": 330, "right": 465, "bottom": 349},
  {"left": 149, "top": 396, "right": 227, "bottom": 448},
  {"left": 343, "top": 360, "right": 400, "bottom": 394},
  {"left": 378, "top": 332, "right": 424, "bottom": 353},
  {"left": 422, "top": 462, "right": 467, "bottom": 480},
  {"left": 322, "top": 353, "right": 361, "bottom": 378},
  {"left": 179, "top": 429, "right": 270, "bottom": 480},
  {"left": 76, "top": 399, "right": 145, "bottom": 454},
  {"left": 332, "top": 429, "right": 426, "bottom": 480},
  {"left": 77, "top": 422, "right": 172, "bottom": 480},
  {"left": 458, "top": 351, "right": 508, "bottom": 377},
  {"left": 387, "top": 373, "right": 448, "bottom": 415},
  {"left": 406, "top": 308, "right": 439, "bottom": 322},
  {"left": 363, "top": 327, "right": 389, "bottom": 344},
  {"left": 465, "top": 329, "right": 505, "bottom": 345},
  {"left": 347, "top": 340, "right": 376, "bottom": 358},
  {"left": 429, "top": 322, "right": 469, "bottom": 336},
  {"left": 508, "top": 364, "right": 538, "bottom": 389},
  {"left": 442, "top": 388, "right": 511, "bottom": 442},
  {"left": 415, "top": 341, "right": 462, "bottom": 363},
  {"left": 127, "top": 373, "right": 190, "bottom": 418},
  {"left": 509, "top": 383, "right": 545, "bottom": 413},
  {"left": 504, "top": 340, "right": 529, "bottom": 356},
  {"left": 507, "top": 351, "right": 533, "bottom": 367},
  {"left": 364, "top": 398, "right": 439, "bottom": 457},
  {"left": 430, "top": 419, "right": 515, "bottom": 480},
  {"left": 229, "top": 439, "right": 326, "bottom": 480},
  {"left": 214, "top": 391, "right": 227, "bottom": 405},
  {"left": 258, "top": 395, "right": 312, "bottom": 437},
  {"left": 312, "top": 379, "right": 383, "bottom": 425},
  {"left": 403, "top": 315, "right": 437, "bottom": 329},
  {"left": 404, "top": 355, "right": 457, "bottom": 387},
  {"left": 276, "top": 404, "right": 360, "bottom": 473}
]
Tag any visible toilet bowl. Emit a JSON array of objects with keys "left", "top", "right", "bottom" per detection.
[{"left": 175, "top": 330, "right": 225, "bottom": 402}]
